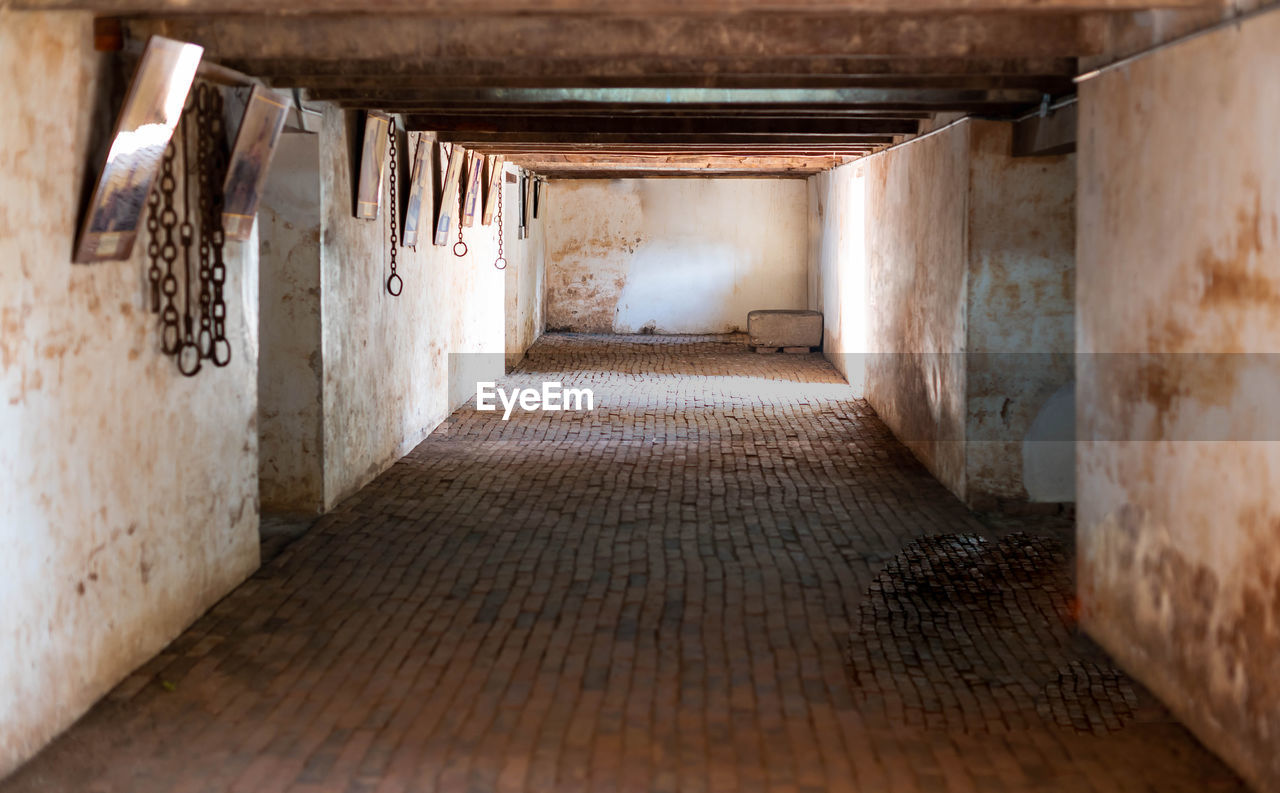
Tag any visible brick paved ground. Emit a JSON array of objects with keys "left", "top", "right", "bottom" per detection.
[{"left": 3, "top": 335, "right": 1244, "bottom": 793}]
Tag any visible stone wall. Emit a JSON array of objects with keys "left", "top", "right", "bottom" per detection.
[
  {"left": 318, "top": 113, "right": 538, "bottom": 506},
  {"left": 545, "top": 179, "right": 808, "bottom": 334},
  {"left": 808, "top": 119, "right": 1076, "bottom": 506},
  {"left": 0, "top": 10, "right": 260, "bottom": 777},
  {"left": 1076, "top": 11, "right": 1280, "bottom": 791},
  {"left": 258, "top": 133, "right": 324, "bottom": 513}
]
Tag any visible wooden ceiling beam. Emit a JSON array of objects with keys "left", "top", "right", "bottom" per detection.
[
  {"left": 17, "top": 0, "right": 1218, "bottom": 11},
  {"left": 542, "top": 172, "right": 820, "bottom": 179},
  {"left": 17, "top": 0, "right": 1218, "bottom": 9},
  {"left": 122, "top": 13, "right": 1109, "bottom": 61},
  {"left": 404, "top": 115, "right": 917, "bottom": 134},
  {"left": 269, "top": 73, "right": 1074, "bottom": 91},
  {"left": 438, "top": 132, "right": 898, "bottom": 144},
  {"left": 229, "top": 55, "right": 1079, "bottom": 81}
]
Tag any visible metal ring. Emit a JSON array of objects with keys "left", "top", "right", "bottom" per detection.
[
  {"left": 494, "top": 257, "right": 508, "bottom": 271},
  {"left": 177, "top": 342, "right": 202, "bottom": 377},
  {"left": 453, "top": 241, "right": 468, "bottom": 258},
  {"left": 386, "top": 272, "right": 403, "bottom": 297},
  {"left": 210, "top": 338, "right": 232, "bottom": 368},
  {"left": 160, "top": 322, "right": 181, "bottom": 355}
]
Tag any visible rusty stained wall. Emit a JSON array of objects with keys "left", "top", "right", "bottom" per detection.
[
  {"left": 965, "top": 121, "right": 1075, "bottom": 505},
  {"left": 0, "top": 10, "right": 260, "bottom": 778},
  {"left": 810, "top": 125, "right": 970, "bottom": 498},
  {"left": 809, "top": 119, "right": 1075, "bottom": 506},
  {"left": 318, "top": 111, "right": 533, "bottom": 507},
  {"left": 1077, "top": 11, "right": 1280, "bottom": 792},
  {"left": 258, "top": 133, "right": 324, "bottom": 513},
  {"left": 544, "top": 179, "right": 808, "bottom": 334}
]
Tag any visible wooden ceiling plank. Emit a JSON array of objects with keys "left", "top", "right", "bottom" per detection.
[{"left": 121, "top": 13, "right": 1107, "bottom": 61}]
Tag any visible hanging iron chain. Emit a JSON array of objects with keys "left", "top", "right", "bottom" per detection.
[
  {"left": 386, "top": 121, "right": 402, "bottom": 297},
  {"left": 177, "top": 95, "right": 202, "bottom": 377},
  {"left": 156, "top": 136, "right": 181, "bottom": 356},
  {"left": 494, "top": 175, "right": 506, "bottom": 270},
  {"left": 144, "top": 79, "right": 229, "bottom": 375},
  {"left": 195, "top": 84, "right": 215, "bottom": 359},
  {"left": 203, "top": 85, "right": 231, "bottom": 367},
  {"left": 453, "top": 167, "right": 468, "bottom": 258}
]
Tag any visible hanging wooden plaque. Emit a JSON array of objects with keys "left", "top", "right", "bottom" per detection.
[
  {"left": 401, "top": 134, "right": 431, "bottom": 248},
  {"left": 355, "top": 111, "right": 390, "bottom": 220},
  {"left": 481, "top": 155, "right": 505, "bottom": 226},
  {"left": 74, "top": 36, "right": 203, "bottom": 263},
  {"left": 222, "top": 86, "right": 291, "bottom": 241},
  {"left": 433, "top": 144, "right": 465, "bottom": 246},
  {"left": 461, "top": 151, "right": 484, "bottom": 228}
]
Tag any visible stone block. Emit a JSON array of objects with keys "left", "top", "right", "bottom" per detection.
[{"left": 747, "top": 310, "right": 823, "bottom": 349}]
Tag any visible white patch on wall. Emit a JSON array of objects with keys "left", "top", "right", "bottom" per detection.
[{"left": 614, "top": 240, "right": 739, "bottom": 333}]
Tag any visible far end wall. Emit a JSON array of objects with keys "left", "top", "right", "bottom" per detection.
[{"left": 545, "top": 179, "right": 808, "bottom": 334}]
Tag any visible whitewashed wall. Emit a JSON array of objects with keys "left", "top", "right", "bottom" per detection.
[
  {"left": 318, "top": 115, "right": 541, "bottom": 505},
  {"left": 0, "top": 10, "right": 260, "bottom": 777},
  {"left": 1076, "top": 12, "right": 1280, "bottom": 791},
  {"left": 545, "top": 179, "right": 808, "bottom": 334},
  {"left": 808, "top": 119, "right": 1075, "bottom": 506}
]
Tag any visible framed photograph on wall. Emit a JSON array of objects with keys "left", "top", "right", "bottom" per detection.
[
  {"left": 433, "top": 143, "right": 464, "bottom": 246},
  {"left": 481, "top": 155, "right": 504, "bottom": 226},
  {"left": 222, "top": 85, "right": 291, "bottom": 241},
  {"left": 74, "top": 36, "right": 203, "bottom": 263},
  {"left": 461, "top": 151, "right": 484, "bottom": 228},
  {"left": 401, "top": 134, "right": 431, "bottom": 249},
  {"left": 356, "top": 111, "right": 391, "bottom": 220}
]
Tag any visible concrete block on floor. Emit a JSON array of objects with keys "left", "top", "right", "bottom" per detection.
[{"left": 747, "top": 309, "right": 822, "bottom": 350}]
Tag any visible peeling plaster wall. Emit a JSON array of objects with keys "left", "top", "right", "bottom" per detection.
[
  {"left": 810, "top": 126, "right": 970, "bottom": 497},
  {"left": 1076, "top": 12, "right": 1280, "bottom": 791},
  {"left": 318, "top": 111, "right": 517, "bottom": 506},
  {"left": 258, "top": 133, "right": 324, "bottom": 513},
  {"left": 0, "top": 10, "right": 260, "bottom": 778},
  {"left": 966, "top": 122, "right": 1075, "bottom": 505},
  {"left": 545, "top": 179, "right": 807, "bottom": 334},
  {"left": 808, "top": 119, "right": 1075, "bottom": 506}
]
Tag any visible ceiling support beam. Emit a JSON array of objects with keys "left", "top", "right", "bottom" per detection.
[
  {"left": 16, "top": 0, "right": 1219, "bottom": 11},
  {"left": 122, "top": 13, "right": 1109, "bottom": 62}
]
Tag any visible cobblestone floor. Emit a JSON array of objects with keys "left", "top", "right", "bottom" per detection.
[{"left": 3, "top": 335, "right": 1244, "bottom": 793}]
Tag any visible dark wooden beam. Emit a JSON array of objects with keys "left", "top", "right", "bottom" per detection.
[
  {"left": 404, "top": 115, "right": 917, "bottom": 134},
  {"left": 265, "top": 73, "right": 1075, "bottom": 91},
  {"left": 231, "top": 55, "right": 1078, "bottom": 82},
  {"left": 310, "top": 87, "right": 1048, "bottom": 118},
  {"left": 16, "top": 0, "right": 1220, "bottom": 12},
  {"left": 122, "top": 13, "right": 1109, "bottom": 62},
  {"left": 439, "top": 132, "right": 898, "bottom": 145}
]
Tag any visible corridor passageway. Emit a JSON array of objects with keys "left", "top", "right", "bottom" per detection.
[{"left": 2, "top": 336, "right": 1242, "bottom": 793}]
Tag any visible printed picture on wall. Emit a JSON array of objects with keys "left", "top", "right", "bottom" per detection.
[
  {"left": 481, "top": 155, "right": 504, "bottom": 226},
  {"left": 74, "top": 36, "right": 203, "bottom": 263},
  {"left": 433, "top": 143, "right": 464, "bottom": 246},
  {"left": 461, "top": 151, "right": 485, "bottom": 228},
  {"left": 401, "top": 134, "right": 431, "bottom": 248},
  {"left": 356, "top": 111, "right": 391, "bottom": 220},
  {"left": 222, "top": 86, "right": 291, "bottom": 241}
]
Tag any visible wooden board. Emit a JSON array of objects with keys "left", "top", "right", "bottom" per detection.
[
  {"left": 74, "top": 36, "right": 203, "bottom": 263},
  {"left": 481, "top": 154, "right": 505, "bottom": 226},
  {"left": 355, "top": 110, "right": 390, "bottom": 219},
  {"left": 432, "top": 142, "right": 464, "bottom": 246},
  {"left": 401, "top": 133, "right": 432, "bottom": 248},
  {"left": 460, "top": 150, "right": 484, "bottom": 227}
]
